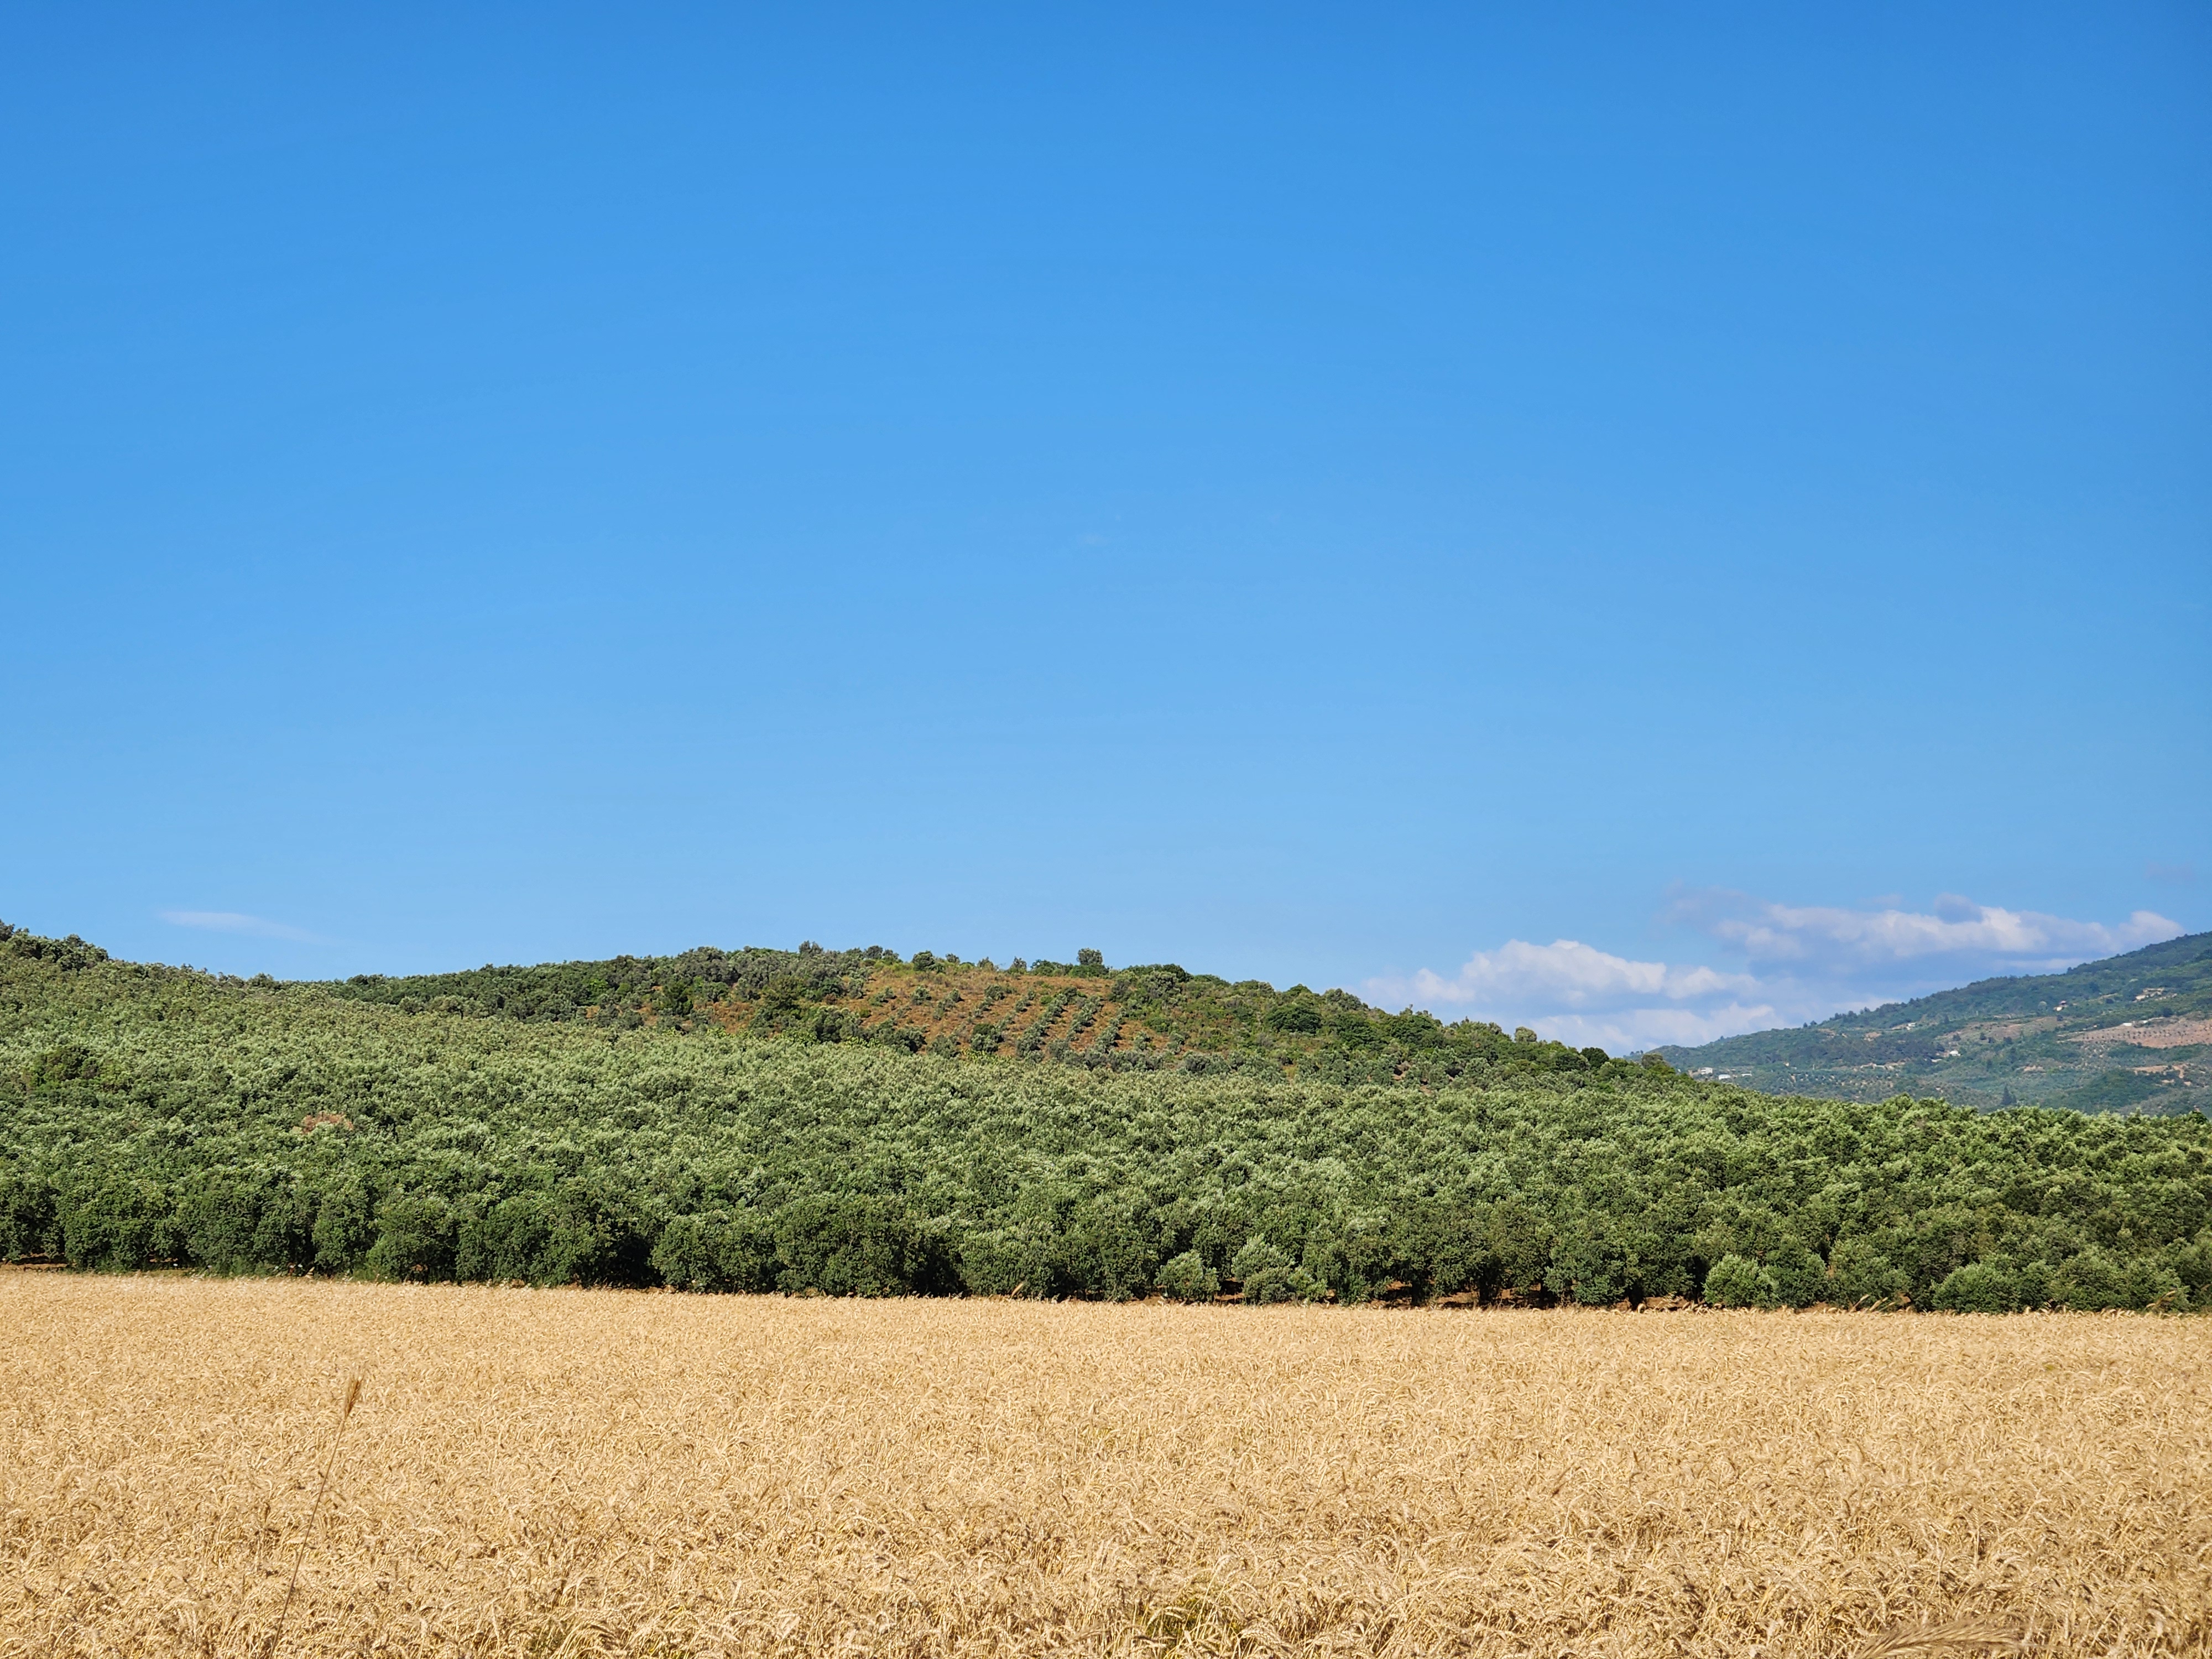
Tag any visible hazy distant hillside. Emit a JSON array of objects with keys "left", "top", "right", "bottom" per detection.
[{"left": 1659, "top": 931, "right": 2212, "bottom": 1114}]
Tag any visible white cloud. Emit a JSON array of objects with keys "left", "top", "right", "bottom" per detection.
[
  {"left": 159, "top": 910, "right": 323, "bottom": 943},
  {"left": 1372, "top": 892, "right": 2186, "bottom": 1054},
  {"left": 1392, "top": 938, "right": 1759, "bottom": 1010},
  {"left": 1665, "top": 888, "right": 2180, "bottom": 974},
  {"left": 1367, "top": 939, "right": 1793, "bottom": 1052}
]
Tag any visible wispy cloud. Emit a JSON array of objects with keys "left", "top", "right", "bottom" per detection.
[
  {"left": 1369, "top": 892, "right": 2186, "bottom": 1053},
  {"left": 1397, "top": 938, "right": 1758, "bottom": 1011},
  {"left": 159, "top": 909, "right": 324, "bottom": 944},
  {"left": 1664, "top": 887, "right": 2180, "bottom": 975}
]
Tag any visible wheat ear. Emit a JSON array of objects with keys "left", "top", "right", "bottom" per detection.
[{"left": 1852, "top": 1618, "right": 2027, "bottom": 1657}]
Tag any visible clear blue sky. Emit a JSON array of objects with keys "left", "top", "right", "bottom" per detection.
[{"left": 4, "top": 4, "right": 2207, "bottom": 1047}]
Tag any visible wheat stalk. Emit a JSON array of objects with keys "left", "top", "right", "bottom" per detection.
[{"left": 262, "top": 1371, "right": 362, "bottom": 1658}]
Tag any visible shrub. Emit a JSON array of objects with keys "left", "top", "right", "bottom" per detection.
[
  {"left": 1390, "top": 1202, "right": 1486, "bottom": 1300},
  {"left": 773, "top": 1194, "right": 953, "bottom": 1296},
  {"left": 1827, "top": 1235, "right": 1910, "bottom": 1307},
  {"left": 2125, "top": 1260, "right": 2189, "bottom": 1312},
  {"left": 365, "top": 1193, "right": 457, "bottom": 1281},
  {"left": 651, "top": 1209, "right": 777, "bottom": 1292},
  {"left": 2054, "top": 1248, "right": 2128, "bottom": 1311},
  {"left": 955, "top": 1224, "right": 1056, "bottom": 1298},
  {"left": 1547, "top": 1224, "right": 1626, "bottom": 1306},
  {"left": 312, "top": 1181, "right": 375, "bottom": 1272},
  {"left": 1704, "top": 1254, "right": 1771, "bottom": 1309},
  {"left": 1060, "top": 1200, "right": 1157, "bottom": 1301},
  {"left": 1486, "top": 1201, "right": 1553, "bottom": 1299},
  {"left": 2164, "top": 1233, "right": 2212, "bottom": 1304},
  {"left": 176, "top": 1171, "right": 280, "bottom": 1274},
  {"left": 1765, "top": 1240, "right": 1827, "bottom": 1309},
  {"left": 1232, "top": 1237, "right": 1323, "bottom": 1304},
  {"left": 61, "top": 1176, "right": 176, "bottom": 1272},
  {"left": 1157, "top": 1251, "right": 1218, "bottom": 1302},
  {"left": 1932, "top": 1261, "right": 2022, "bottom": 1313},
  {"left": 453, "top": 1191, "right": 626, "bottom": 1285},
  {"left": 0, "top": 1165, "right": 59, "bottom": 1261},
  {"left": 2052, "top": 1248, "right": 2187, "bottom": 1311}
]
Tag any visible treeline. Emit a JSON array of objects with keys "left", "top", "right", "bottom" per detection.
[
  {"left": 325, "top": 942, "right": 894, "bottom": 1025},
  {"left": 2, "top": 927, "right": 2209, "bottom": 1312}
]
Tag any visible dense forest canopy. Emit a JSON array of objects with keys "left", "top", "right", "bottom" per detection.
[
  {"left": 2, "top": 922, "right": 2208, "bottom": 1312},
  {"left": 1661, "top": 930, "right": 2212, "bottom": 1114}
]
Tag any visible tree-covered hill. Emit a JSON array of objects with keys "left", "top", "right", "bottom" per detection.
[
  {"left": 3, "top": 922, "right": 2208, "bottom": 1312},
  {"left": 318, "top": 940, "right": 1613, "bottom": 1084},
  {"left": 1658, "top": 931, "right": 2212, "bottom": 1114}
]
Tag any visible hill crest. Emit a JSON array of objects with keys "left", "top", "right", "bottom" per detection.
[{"left": 0, "top": 922, "right": 1627, "bottom": 1088}]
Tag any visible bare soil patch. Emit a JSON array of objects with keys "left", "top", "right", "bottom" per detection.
[{"left": 2070, "top": 1018, "right": 2212, "bottom": 1050}]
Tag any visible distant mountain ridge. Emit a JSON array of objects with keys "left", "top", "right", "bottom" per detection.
[{"left": 1657, "top": 930, "right": 2212, "bottom": 1114}]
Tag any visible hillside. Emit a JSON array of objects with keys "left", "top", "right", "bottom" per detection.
[
  {"left": 317, "top": 940, "right": 1614, "bottom": 1084},
  {"left": 3, "top": 921, "right": 2209, "bottom": 1311},
  {"left": 1658, "top": 930, "right": 2212, "bottom": 1113}
]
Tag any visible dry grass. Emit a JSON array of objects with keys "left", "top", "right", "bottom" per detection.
[{"left": 2, "top": 1275, "right": 2206, "bottom": 1657}]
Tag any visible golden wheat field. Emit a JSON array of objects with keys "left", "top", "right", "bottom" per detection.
[{"left": 1, "top": 1274, "right": 2206, "bottom": 1659}]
